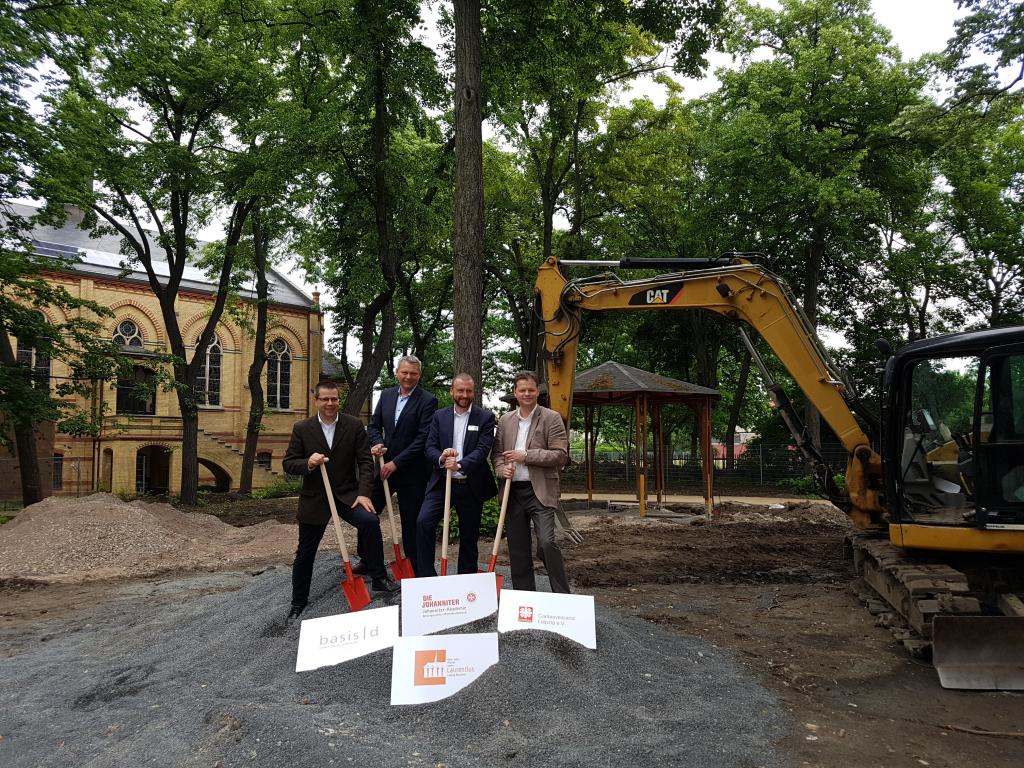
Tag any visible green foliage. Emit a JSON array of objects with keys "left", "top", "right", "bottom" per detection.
[
  {"left": 0, "top": 514, "right": 12, "bottom": 525},
  {"left": 438, "top": 494, "right": 502, "bottom": 542},
  {"left": 775, "top": 474, "right": 845, "bottom": 498},
  {"left": 251, "top": 476, "right": 301, "bottom": 500}
]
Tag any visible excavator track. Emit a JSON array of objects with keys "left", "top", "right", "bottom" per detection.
[{"left": 847, "top": 531, "right": 1024, "bottom": 689}]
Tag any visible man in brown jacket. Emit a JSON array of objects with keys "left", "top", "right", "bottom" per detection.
[
  {"left": 492, "top": 370, "right": 571, "bottom": 593},
  {"left": 282, "top": 380, "right": 399, "bottom": 625}
]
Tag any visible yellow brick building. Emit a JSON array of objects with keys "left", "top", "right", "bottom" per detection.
[{"left": 7, "top": 203, "right": 325, "bottom": 496}]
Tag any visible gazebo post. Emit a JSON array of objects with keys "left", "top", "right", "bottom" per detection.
[
  {"left": 701, "top": 396, "right": 714, "bottom": 516},
  {"left": 653, "top": 402, "right": 664, "bottom": 506},
  {"left": 635, "top": 395, "right": 646, "bottom": 517},
  {"left": 584, "top": 405, "right": 594, "bottom": 504}
]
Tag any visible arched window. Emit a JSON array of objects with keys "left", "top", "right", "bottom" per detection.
[
  {"left": 267, "top": 338, "right": 291, "bottom": 410},
  {"left": 113, "top": 319, "right": 154, "bottom": 414},
  {"left": 194, "top": 333, "right": 222, "bottom": 406},
  {"left": 16, "top": 337, "right": 50, "bottom": 388},
  {"left": 113, "top": 319, "right": 144, "bottom": 349}
]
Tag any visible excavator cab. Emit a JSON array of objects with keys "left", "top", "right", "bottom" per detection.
[{"left": 885, "top": 329, "right": 1024, "bottom": 689}]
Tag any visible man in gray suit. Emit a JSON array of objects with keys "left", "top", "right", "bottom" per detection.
[
  {"left": 282, "top": 380, "right": 399, "bottom": 625},
  {"left": 492, "top": 370, "right": 571, "bottom": 593}
]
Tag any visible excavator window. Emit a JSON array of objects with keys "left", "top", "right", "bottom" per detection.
[
  {"left": 899, "top": 356, "right": 978, "bottom": 524},
  {"left": 975, "top": 350, "right": 1024, "bottom": 524}
]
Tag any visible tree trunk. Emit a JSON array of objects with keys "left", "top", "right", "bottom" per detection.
[
  {"left": 0, "top": 331, "right": 43, "bottom": 506},
  {"left": 453, "top": 0, "right": 484, "bottom": 394},
  {"left": 725, "top": 348, "right": 752, "bottom": 471},
  {"left": 342, "top": 37, "right": 398, "bottom": 416},
  {"left": 239, "top": 215, "right": 270, "bottom": 494},
  {"left": 803, "top": 233, "right": 824, "bottom": 451}
]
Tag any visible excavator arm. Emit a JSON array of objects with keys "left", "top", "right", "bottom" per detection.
[{"left": 534, "top": 256, "right": 886, "bottom": 528}]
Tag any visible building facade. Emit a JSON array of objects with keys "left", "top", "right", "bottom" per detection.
[{"left": 4, "top": 204, "right": 325, "bottom": 497}]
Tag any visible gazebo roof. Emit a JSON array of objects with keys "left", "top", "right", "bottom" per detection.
[{"left": 574, "top": 361, "right": 720, "bottom": 399}]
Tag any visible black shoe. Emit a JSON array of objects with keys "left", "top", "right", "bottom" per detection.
[
  {"left": 371, "top": 576, "right": 400, "bottom": 594},
  {"left": 285, "top": 605, "right": 304, "bottom": 627},
  {"left": 350, "top": 559, "right": 368, "bottom": 575}
]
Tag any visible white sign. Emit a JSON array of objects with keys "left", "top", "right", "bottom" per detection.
[
  {"left": 497, "top": 590, "right": 597, "bottom": 649},
  {"left": 400, "top": 572, "right": 498, "bottom": 636},
  {"left": 390, "top": 633, "right": 499, "bottom": 705},
  {"left": 295, "top": 606, "right": 399, "bottom": 672}
]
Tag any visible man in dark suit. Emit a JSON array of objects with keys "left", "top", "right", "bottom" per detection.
[
  {"left": 364, "top": 355, "right": 437, "bottom": 574},
  {"left": 415, "top": 373, "right": 498, "bottom": 577},
  {"left": 282, "top": 380, "right": 399, "bottom": 625}
]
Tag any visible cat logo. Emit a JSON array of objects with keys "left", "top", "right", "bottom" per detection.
[{"left": 628, "top": 281, "right": 684, "bottom": 306}]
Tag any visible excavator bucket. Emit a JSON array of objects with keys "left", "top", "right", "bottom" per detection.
[{"left": 932, "top": 616, "right": 1024, "bottom": 690}]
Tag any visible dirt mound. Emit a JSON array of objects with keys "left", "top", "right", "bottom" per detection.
[
  {"left": 0, "top": 493, "right": 301, "bottom": 585},
  {"left": 568, "top": 514, "right": 852, "bottom": 588}
]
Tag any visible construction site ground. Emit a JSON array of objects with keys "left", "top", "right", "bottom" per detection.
[{"left": 2, "top": 492, "right": 1023, "bottom": 767}]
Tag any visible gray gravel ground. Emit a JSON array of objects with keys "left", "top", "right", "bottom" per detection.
[{"left": 1, "top": 562, "right": 789, "bottom": 768}]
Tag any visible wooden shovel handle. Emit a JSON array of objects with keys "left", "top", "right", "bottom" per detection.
[
  {"left": 440, "top": 467, "right": 452, "bottom": 566},
  {"left": 490, "top": 476, "right": 512, "bottom": 560},
  {"left": 378, "top": 455, "right": 402, "bottom": 550},
  {"left": 319, "top": 461, "right": 352, "bottom": 563}
]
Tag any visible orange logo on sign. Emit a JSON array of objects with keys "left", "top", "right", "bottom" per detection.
[
  {"left": 518, "top": 606, "right": 534, "bottom": 623},
  {"left": 414, "top": 650, "right": 447, "bottom": 686}
]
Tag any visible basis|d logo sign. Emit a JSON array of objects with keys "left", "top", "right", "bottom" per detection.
[{"left": 295, "top": 606, "right": 399, "bottom": 672}]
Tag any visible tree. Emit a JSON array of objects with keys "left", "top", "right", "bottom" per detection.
[
  {"left": 939, "top": 100, "right": 1024, "bottom": 326},
  {"left": 38, "top": 0, "right": 274, "bottom": 504},
  {"left": 452, "top": 0, "right": 485, "bottom": 394},
  {"left": 694, "top": 0, "right": 933, "bottom": 447}
]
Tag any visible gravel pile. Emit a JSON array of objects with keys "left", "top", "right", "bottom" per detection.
[
  {"left": 0, "top": 494, "right": 302, "bottom": 584},
  {"left": 1, "top": 562, "right": 788, "bottom": 767}
]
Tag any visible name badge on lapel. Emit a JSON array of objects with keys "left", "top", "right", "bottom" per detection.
[{"left": 467, "top": 425, "right": 479, "bottom": 432}]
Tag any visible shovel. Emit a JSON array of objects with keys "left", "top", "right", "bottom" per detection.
[
  {"left": 319, "top": 461, "right": 371, "bottom": 612},
  {"left": 378, "top": 455, "right": 415, "bottom": 581},
  {"left": 486, "top": 475, "right": 512, "bottom": 594},
  {"left": 440, "top": 467, "right": 453, "bottom": 576}
]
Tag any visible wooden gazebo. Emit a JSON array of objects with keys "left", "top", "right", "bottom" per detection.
[{"left": 571, "top": 361, "right": 720, "bottom": 516}]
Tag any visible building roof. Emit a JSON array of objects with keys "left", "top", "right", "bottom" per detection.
[
  {"left": 500, "top": 360, "right": 720, "bottom": 407},
  {"left": 575, "top": 361, "right": 720, "bottom": 399},
  {"left": 7, "top": 202, "right": 314, "bottom": 310}
]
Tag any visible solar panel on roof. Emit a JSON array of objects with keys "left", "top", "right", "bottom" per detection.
[{"left": 32, "top": 239, "right": 81, "bottom": 260}]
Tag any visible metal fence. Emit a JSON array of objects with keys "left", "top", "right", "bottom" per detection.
[
  {"left": 561, "top": 442, "right": 849, "bottom": 494},
  {"left": 0, "top": 456, "right": 87, "bottom": 512}
]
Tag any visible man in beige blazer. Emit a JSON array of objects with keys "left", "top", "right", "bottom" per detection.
[{"left": 492, "top": 370, "right": 571, "bottom": 593}]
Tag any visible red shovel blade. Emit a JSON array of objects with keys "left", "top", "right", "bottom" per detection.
[
  {"left": 485, "top": 557, "right": 503, "bottom": 595},
  {"left": 440, "top": 557, "right": 448, "bottom": 577},
  {"left": 390, "top": 545, "right": 415, "bottom": 581},
  {"left": 341, "top": 561, "right": 372, "bottom": 612}
]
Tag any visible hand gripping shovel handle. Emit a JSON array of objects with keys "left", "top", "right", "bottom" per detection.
[
  {"left": 378, "top": 455, "right": 414, "bottom": 581},
  {"left": 440, "top": 467, "right": 452, "bottom": 576},
  {"left": 319, "top": 461, "right": 371, "bottom": 612}
]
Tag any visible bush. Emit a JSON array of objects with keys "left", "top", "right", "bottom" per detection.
[
  {"left": 0, "top": 514, "right": 11, "bottom": 525},
  {"left": 252, "top": 476, "right": 301, "bottom": 500},
  {"left": 775, "top": 473, "right": 845, "bottom": 497},
  {"left": 437, "top": 496, "right": 502, "bottom": 542}
]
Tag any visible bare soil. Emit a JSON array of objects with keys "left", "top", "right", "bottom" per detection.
[{"left": 2, "top": 494, "right": 1023, "bottom": 767}]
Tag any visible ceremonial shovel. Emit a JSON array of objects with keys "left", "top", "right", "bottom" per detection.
[
  {"left": 440, "top": 467, "right": 453, "bottom": 576},
  {"left": 486, "top": 475, "right": 512, "bottom": 594},
  {"left": 378, "top": 455, "right": 415, "bottom": 581},
  {"left": 319, "top": 461, "right": 371, "bottom": 612}
]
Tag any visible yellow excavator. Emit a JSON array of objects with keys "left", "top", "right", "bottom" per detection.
[{"left": 534, "top": 255, "right": 1024, "bottom": 690}]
